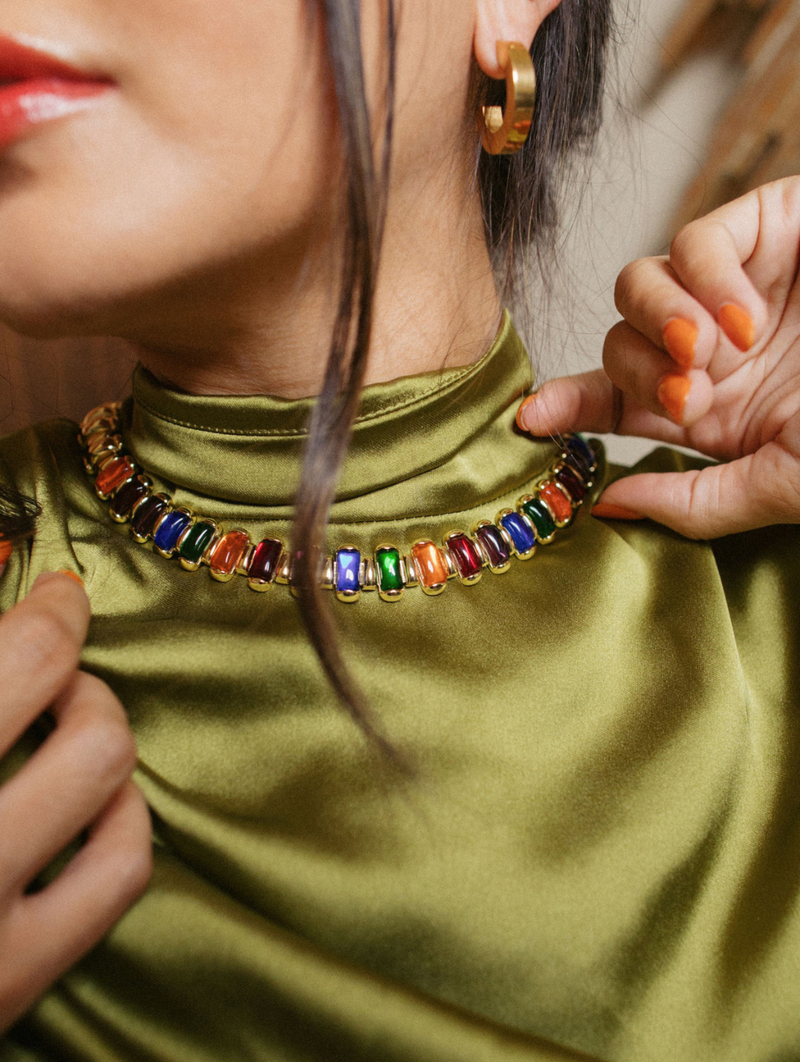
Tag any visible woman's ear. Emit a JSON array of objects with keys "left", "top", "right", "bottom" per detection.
[{"left": 474, "top": 0, "right": 564, "bottom": 78}]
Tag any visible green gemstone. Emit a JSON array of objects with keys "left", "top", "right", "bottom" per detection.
[
  {"left": 522, "top": 498, "right": 556, "bottom": 541},
  {"left": 375, "top": 547, "right": 404, "bottom": 592},
  {"left": 178, "top": 521, "right": 217, "bottom": 564}
]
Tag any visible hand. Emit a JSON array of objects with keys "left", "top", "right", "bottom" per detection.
[
  {"left": 0, "top": 572, "right": 151, "bottom": 1032},
  {"left": 517, "top": 177, "right": 800, "bottom": 539}
]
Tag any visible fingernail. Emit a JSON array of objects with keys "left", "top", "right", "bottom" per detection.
[
  {"left": 657, "top": 373, "right": 691, "bottom": 425},
  {"left": 58, "top": 570, "right": 84, "bottom": 587},
  {"left": 662, "top": 317, "right": 698, "bottom": 370},
  {"left": 718, "top": 304, "right": 755, "bottom": 351},
  {"left": 591, "top": 503, "right": 645, "bottom": 520},
  {"left": 516, "top": 394, "right": 536, "bottom": 431},
  {"left": 30, "top": 570, "right": 84, "bottom": 592}
]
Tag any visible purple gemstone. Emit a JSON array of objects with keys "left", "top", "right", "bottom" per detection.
[
  {"left": 565, "top": 449, "right": 592, "bottom": 481},
  {"left": 475, "top": 525, "right": 511, "bottom": 567},
  {"left": 556, "top": 466, "right": 588, "bottom": 502},
  {"left": 567, "top": 435, "right": 595, "bottom": 471}
]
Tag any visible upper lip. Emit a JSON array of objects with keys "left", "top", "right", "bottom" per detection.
[{"left": 0, "top": 33, "right": 110, "bottom": 86}]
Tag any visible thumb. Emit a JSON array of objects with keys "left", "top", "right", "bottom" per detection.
[
  {"left": 517, "top": 369, "right": 619, "bottom": 435},
  {"left": 596, "top": 444, "right": 799, "bottom": 539}
]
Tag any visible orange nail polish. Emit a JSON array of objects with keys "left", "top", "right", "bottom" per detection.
[
  {"left": 516, "top": 394, "right": 535, "bottom": 431},
  {"left": 57, "top": 570, "right": 84, "bottom": 587},
  {"left": 718, "top": 304, "right": 755, "bottom": 351},
  {"left": 591, "top": 503, "right": 645, "bottom": 521},
  {"left": 662, "top": 317, "right": 698, "bottom": 370},
  {"left": 657, "top": 374, "right": 691, "bottom": 424},
  {"left": 0, "top": 540, "right": 12, "bottom": 566}
]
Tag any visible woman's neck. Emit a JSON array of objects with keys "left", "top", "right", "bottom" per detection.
[{"left": 125, "top": 170, "right": 502, "bottom": 400}]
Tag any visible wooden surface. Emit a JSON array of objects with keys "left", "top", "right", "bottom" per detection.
[{"left": 0, "top": 327, "right": 137, "bottom": 436}]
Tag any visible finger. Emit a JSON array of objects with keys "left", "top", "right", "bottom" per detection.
[
  {"left": 0, "top": 572, "right": 90, "bottom": 754},
  {"left": 3, "top": 781, "right": 151, "bottom": 1028},
  {"left": 594, "top": 441, "right": 798, "bottom": 538},
  {"left": 516, "top": 369, "right": 690, "bottom": 446},
  {"left": 603, "top": 321, "right": 714, "bottom": 427},
  {"left": 614, "top": 256, "right": 719, "bottom": 371},
  {"left": 669, "top": 207, "right": 767, "bottom": 351},
  {"left": 0, "top": 672, "right": 137, "bottom": 893}
]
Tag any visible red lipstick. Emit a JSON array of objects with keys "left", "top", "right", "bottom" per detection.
[{"left": 0, "top": 35, "right": 113, "bottom": 151}]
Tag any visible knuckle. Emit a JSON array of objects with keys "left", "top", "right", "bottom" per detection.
[
  {"left": 614, "top": 261, "right": 640, "bottom": 309},
  {"left": 77, "top": 715, "right": 138, "bottom": 782},
  {"left": 669, "top": 222, "right": 699, "bottom": 266}
]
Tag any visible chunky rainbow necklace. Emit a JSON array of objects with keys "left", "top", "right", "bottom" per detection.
[{"left": 80, "top": 402, "right": 597, "bottom": 603}]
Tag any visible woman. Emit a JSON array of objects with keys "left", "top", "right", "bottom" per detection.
[{"left": 1, "top": 0, "right": 799, "bottom": 1059}]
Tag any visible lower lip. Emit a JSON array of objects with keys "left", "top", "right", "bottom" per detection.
[{"left": 0, "top": 77, "right": 112, "bottom": 151}]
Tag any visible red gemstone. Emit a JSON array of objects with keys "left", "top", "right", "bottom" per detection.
[
  {"left": 447, "top": 533, "right": 483, "bottom": 579},
  {"left": 96, "top": 456, "right": 134, "bottom": 496},
  {"left": 209, "top": 530, "right": 250, "bottom": 576},
  {"left": 248, "top": 538, "right": 283, "bottom": 583}
]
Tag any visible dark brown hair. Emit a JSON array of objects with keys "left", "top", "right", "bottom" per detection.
[{"left": 292, "top": 0, "right": 614, "bottom": 749}]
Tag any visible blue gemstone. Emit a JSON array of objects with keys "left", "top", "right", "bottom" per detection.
[
  {"left": 153, "top": 510, "right": 191, "bottom": 554},
  {"left": 568, "top": 434, "right": 595, "bottom": 470},
  {"left": 336, "top": 548, "right": 361, "bottom": 594},
  {"left": 500, "top": 512, "right": 536, "bottom": 555}
]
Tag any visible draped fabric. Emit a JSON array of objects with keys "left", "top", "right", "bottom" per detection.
[{"left": 1, "top": 316, "right": 799, "bottom": 1061}]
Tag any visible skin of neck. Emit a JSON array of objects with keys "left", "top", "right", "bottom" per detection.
[{"left": 129, "top": 155, "right": 501, "bottom": 400}]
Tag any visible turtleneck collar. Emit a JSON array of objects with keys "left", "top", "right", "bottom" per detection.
[{"left": 122, "top": 313, "right": 556, "bottom": 520}]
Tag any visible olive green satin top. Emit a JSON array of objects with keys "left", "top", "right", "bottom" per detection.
[{"left": 1, "top": 316, "right": 800, "bottom": 1062}]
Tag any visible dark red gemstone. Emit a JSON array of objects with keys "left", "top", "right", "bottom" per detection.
[
  {"left": 248, "top": 538, "right": 283, "bottom": 583},
  {"left": 475, "top": 524, "right": 511, "bottom": 567},
  {"left": 447, "top": 533, "right": 483, "bottom": 579},
  {"left": 131, "top": 495, "right": 168, "bottom": 538},
  {"left": 110, "top": 477, "right": 148, "bottom": 521},
  {"left": 564, "top": 451, "right": 590, "bottom": 482},
  {"left": 556, "top": 466, "right": 588, "bottom": 502}
]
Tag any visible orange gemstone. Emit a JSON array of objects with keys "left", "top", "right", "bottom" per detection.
[
  {"left": 209, "top": 531, "right": 250, "bottom": 576},
  {"left": 96, "top": 456, "right": 134, "bottom": 496},
  {"left": 412, "top": 541, "right": 449, "bottom": 588},
  {"left": 539, "top": 481, "right": 573, "bottom": 524}
]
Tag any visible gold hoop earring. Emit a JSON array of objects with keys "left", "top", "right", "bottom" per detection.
[{"left": 479, "top": 42, "right": 536, "bottom": 156}]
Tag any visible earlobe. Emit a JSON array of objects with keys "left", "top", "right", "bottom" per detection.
[{"left": 474, "top": 0, "right": 564, "bottom": 79}]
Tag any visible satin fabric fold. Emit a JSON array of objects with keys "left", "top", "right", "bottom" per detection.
[{"left": 1, "top": 321, "right": 799, "bottom": 1061}]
